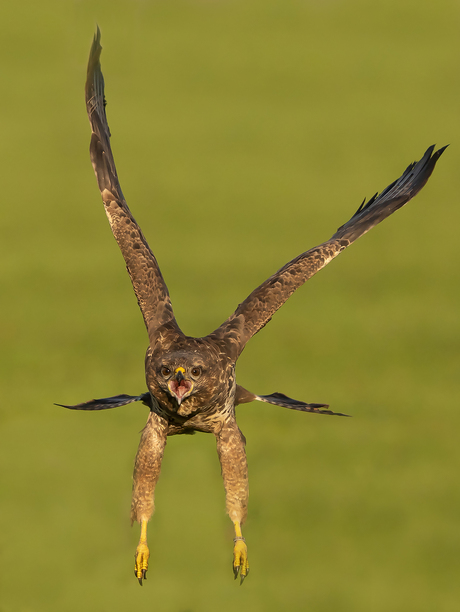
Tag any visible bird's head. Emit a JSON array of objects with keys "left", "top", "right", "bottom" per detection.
[
  {"left": 159, "top": 362, "right": 205, "bottom": 406},
  {"left": 147, "top": 347, "right": 217, "bottom": 415},
  {"left": 146, "top": 338, "right": 234, "bottom": 417}
]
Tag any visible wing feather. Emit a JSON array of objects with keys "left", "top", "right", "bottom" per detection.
[
  {"left": 234, "top": 385, "right": 349, "bottom": 416},
  {"left": 56, "top": 392, "right": 152, "bottom": 411},
  {"left": 85, "top": 28, "right": 181, "bottom": 344},
  {"left": 211, "top": 146, "right": 446, "bottom": 357}
]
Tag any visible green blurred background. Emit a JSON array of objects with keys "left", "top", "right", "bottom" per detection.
[{"left": 1, "top": 1, "right": 459, "bottom": 610}]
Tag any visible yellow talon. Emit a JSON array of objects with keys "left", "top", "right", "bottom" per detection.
[
  {"left": 134, "top": 519, "right": 150, "bottom": 585},
  {"left": 233, "top": 537, "right": 249, "bottom": 584},
  {"left": 134, "top": 541, "right": 150, "bottom": 585},
  {"left": 232, "top": 521, "right": 249, "bottom": 584}
]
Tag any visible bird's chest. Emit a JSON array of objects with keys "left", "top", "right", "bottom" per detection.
[
  {"left": 176, "top": 400, "right": 235, "bottom": 434},
  {"left": 153, "top": 383, "right": 236, "bottom": 435}
]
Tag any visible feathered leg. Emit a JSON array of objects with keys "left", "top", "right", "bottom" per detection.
[
  {"left": 216, "top": 419, "right": 249, "bottom": 583},
  {"left": 131, "top": 411, "right": 169, "bottom": 585}
]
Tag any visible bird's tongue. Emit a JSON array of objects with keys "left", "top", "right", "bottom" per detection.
[{"left": 170, "top": 379, "right": 192, "bottom": 400}]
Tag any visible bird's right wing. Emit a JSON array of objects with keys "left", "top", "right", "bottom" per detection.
[
  {"left": 85, "top": 29, "right": 181, "bottom": 344},
  {"left": 56, "top": 392, "right": 152, "bottom": 411}
]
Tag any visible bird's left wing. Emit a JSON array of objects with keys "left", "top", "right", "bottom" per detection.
[
  {"left": 235, "top": 385, "right": 349, "bottom": 416},
  {"left": 211, "top": 145, "right": 446, "bottom": 358},
  {"left": 85, "top": 29, "right": 181, "bottom": 344}
]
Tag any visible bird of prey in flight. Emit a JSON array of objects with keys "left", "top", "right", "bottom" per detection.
[{"left": 60, "top": 28, "right": 445, "bottom": 585}]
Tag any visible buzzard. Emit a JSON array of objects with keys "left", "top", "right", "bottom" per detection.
[{"left": 61, "top": 29, "right": 445, "bottom": 585}]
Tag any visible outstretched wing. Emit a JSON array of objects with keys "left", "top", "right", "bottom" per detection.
[
  {"left": 85, "top": 28, "right": 181, "bottom": 344},
  {"left": 235, "top": 385, "right": 349, "bottom": 416},
  {"left": 56, "top": 392, "right": 152, "bottom": 411},
  {"left": 211, "top": 145, "right": 446, "bottom": 358}
]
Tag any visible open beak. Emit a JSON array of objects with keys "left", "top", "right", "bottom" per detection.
[{"left": 168, "top": 369, "right": 194, "bottom": 406}]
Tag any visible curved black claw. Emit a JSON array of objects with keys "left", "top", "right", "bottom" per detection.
[{"left": 137, "top": 568, "right": 147, "bottom": 586}]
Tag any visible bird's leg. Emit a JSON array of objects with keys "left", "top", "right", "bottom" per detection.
[
  {"left": 131, "top": 410, "right": 168, "bottom": 585},
  {"left": 216, "top": 419, "right": 249, "bottom": 583}
]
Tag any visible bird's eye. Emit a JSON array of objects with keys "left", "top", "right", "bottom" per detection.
[
  {"left": 191, "top": 367, "right": 202, "bottom": 378},
  {"left": 161, "top": 366, "right": 171, "bottom": 377}
]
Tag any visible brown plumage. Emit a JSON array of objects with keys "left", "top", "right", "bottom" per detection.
[{"left": 61, "top": 28, "right": 445, "bottom": 585}]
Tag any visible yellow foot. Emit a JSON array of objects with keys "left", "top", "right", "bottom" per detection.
[
  {"left": 233, "top": 537, "right": 249, "bottom": 584},
  {"left": 134, "top": 542, "right": 150, "bottom": 585}
]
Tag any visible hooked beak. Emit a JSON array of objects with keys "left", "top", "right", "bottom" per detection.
[{"left": 168, "top": 369, "right": 194, "bottom": 406}]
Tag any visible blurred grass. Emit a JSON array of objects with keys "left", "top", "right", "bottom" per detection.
[{"left": 0, "top": 0, "right": 459, "bottom": 610}]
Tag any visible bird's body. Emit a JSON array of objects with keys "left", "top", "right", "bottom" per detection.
[{"left": 62, "top": 29, "right": 445, "bottom": 585}]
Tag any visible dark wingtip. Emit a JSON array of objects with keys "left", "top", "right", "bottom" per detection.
[
  {"left": 87, "top": 26, "right": 102, "bottom": 77},
  {"left": 55, "top": 392, "right": 152, "bottom": 411},
  {"left": 256, "top": 392, "right": 350, "bottom": 417},
  {"left": 333, "top": 144, "right": 447, "bottom": 242},
  {"left": 353, "top": 144, "right": 447, "bottom": 220},
  {"left": 432, "top": 143, "right": 449, "bottom": 160}
]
